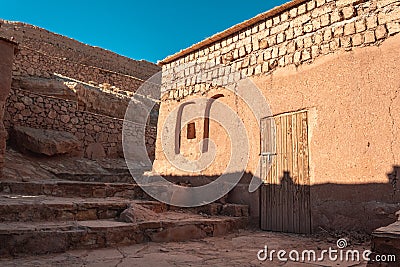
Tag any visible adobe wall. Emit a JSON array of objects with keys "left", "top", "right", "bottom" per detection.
[
  {"left": 253, "top": 34, "right": 400, "bottom": 232},
  {"left": 155, "top": 0, "right": 400, "bottom": 231},
  {"left": 0, "top": 38, "right": 16, "bottom": 176},
  {"left": 5, "top": 89, "right": 156, "bottom": 161}
]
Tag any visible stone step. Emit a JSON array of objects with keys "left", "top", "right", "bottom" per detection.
[
  {"left": 0, "top": 180, "right": 150, "bottom": 199},
  {"left": 0, "top": 215, "right": 248, "bottom": 256},
  {"left": 0, "top": 181, "right": 249, "bottom": 218},
  {"left": 46, "top": 168, "right": 148, "bottom": 183},
  {"left": 0, "top": 192, "right": 248, "bottom": 221},
  {"left": 0, "top": 194, "right": 166, "bottom": 222},
  {"left": 53, "top": 173, "right": 137, "bottom": 183}
]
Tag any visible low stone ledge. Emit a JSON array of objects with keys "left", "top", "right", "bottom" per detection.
[{"left": 12, "top": 125, "right": 82, "bottom": 156}]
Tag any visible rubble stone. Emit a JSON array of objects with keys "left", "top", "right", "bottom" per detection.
[{"left": 12, "top": 125, "right": 81, "bottom": 156}]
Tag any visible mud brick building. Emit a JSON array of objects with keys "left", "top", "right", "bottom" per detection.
[{"left": 154, "top": 0, "right": 400, "bottom": 233}]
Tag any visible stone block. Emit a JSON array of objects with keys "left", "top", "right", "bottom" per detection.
[
  {"left": 352, "top": 33, "right": 364, "bottom": 45},
  {"left": 276, "top": 33, "right": 286, "bottom": 43},
  {"left": 375, "top": 25, "right": 387, "bottom": 39},
  {"left": 387, "top": 21, "right": 400, "bottom": 35},
  {"left": 331, "top": 11, "right": 342, "bottom": 23},
  {"left": 302, "top": 49, "right": 311, "bottom": 60},
  {"left": 324, "top": 29, "right": 333, "bottom": 41},
  {"left": 294, "top": 26, "right": 304, "bottom": 37},
  {"left": 298, "top": 4, "right": 307, "bottom": 15},
  {"left": 334, "top": 26, "right": 344, "bottom": 37},
  {"left": 311, "top": 45, "right": 320, "bottom": 58},
  {"left": 287, "top": 41, "right": 297, "bottom": 53},
  {"left": 293, "top": 51, "right": 302, "bottom": 64},
  {"left": 340, "top": 36, "right": 352, "bottom": 47},
  {"left": 320, "top": 13, "right": 331, "bottom": 27},
  {"left": 286, "top": 27, "right": 295, "bottom": 40},
  {"left": 259, "top": 39, "right": 269, "bottom": 49},
  {"left": 119, "top": 204, "right": 156, "bottom": 223},
  {"left": 316, "top": 0, "right": 325, "bottom": 7},
  {"left": 329, "top": 38, "right": 340, "bottom": 50},
  {"left": 312, "top": 17, "right": 322, "bottom": 30},
  {"left": 364, "top": 31, "right": 376, "bottom": 43},
  {"left": 344, "top": 22, "right": 356, "bottom": 35},
  {"left": 12, "top": 125, "right": 81, "bottom": 156},
  {"left": 355, "top": 19, "right": 367, "bottom": 33},
  {"left": 342, "top": 6, "right": 355, "bottom": 19},
  {"left": 314, "top": 32, "right": 324, "bottom": 44},
  {"left": 85, "top": 142, "right": 106, "bottom": 159},
  {"left": 320, "top": 43, "right": 330, "bottom": 54},
  {"left": 304, "top": 36, "right": 313, "bottom": 48},
  {"left": 281, "top": 12, "right": 289, "bottom": 22},
  {"left": 273, "top": 16, "right": 280, "bottom": 26},
  {"left": 289, "top": 7, "right": 298, "bottom": 18},
  {"left": 307, "top": 0, "right": 317, "bottom": 11},
  {"left": 304, "top": 23, "right": 313, "bottom": 33},
  {"left": 366, "top": 15, "right": 378, "bottom": 29}
]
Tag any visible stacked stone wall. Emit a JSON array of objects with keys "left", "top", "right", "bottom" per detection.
[
  {"left": 161, "top": 0, "right": 400, "bottom": 99},
  {"left": 0, "top": 20, "right": 160, "bottom": 81},
  {"left": 5, "top": 89, "right": 156, "bottom": 160},
  {"left": 0, "top": 20, "right": 160, "bottom": 160},
  {"left": 12, "top": 46, "right": 146, "bottom": 93}
]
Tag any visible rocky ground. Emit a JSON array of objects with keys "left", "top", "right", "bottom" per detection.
[{"left": 0, "top": 230, "right": 370, "bottom": 267}]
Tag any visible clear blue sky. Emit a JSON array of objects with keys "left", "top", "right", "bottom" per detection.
[{"left": 0, "top": 0, "right": 288, "bottom": 63}]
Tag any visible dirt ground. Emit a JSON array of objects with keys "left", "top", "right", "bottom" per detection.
[{"left": 0, "top": 230, "right": 370, "bottom": 267}]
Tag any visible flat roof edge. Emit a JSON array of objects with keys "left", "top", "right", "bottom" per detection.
[
  {"left": 159, "top": 0, "right": 307, "bottom": 65},
  {"left": 0, "top": 36, "right": 18, "bottom": 46}
]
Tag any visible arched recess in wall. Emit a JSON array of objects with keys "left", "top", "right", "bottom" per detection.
[
  {"left": 202, "top": 94, "right": 224, "bottom": 153},
  {"left": 175, "top": 101, "right": 195, "bottom": 154}
]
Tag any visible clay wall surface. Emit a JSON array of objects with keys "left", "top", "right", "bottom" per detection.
[
  {"left": 5, "top": 89, "right": 156, "bottom": 161},
  {"left": 253, "top": 34, "right": 400, "bottom": 232},
  {"left": 155, "top": 0, "right": 400, "bottom": 231},
  {"left": 0, "top": 38, "right": 17, "bottom": 176}
]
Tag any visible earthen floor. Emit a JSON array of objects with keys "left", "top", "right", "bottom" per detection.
[{"left": 0, "top": 230, "right": 370, "bottom": 267}]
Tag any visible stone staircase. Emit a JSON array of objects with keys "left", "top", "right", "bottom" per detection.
[{"left": 0, "top": 177, "right": 249, "bottom": 257}]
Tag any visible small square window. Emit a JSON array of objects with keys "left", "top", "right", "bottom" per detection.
[{"left": 187, "top": 122, "right": 196, "bottom": 139}]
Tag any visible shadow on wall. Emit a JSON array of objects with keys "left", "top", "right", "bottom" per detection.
[{"left": 157, "top": 166, "right": 400, "bottom": 233}]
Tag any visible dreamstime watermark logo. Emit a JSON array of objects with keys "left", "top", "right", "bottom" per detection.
[
  {"left": 122, "top": 62, "right": 274, "bottom": 207},
  {"left": 257, "top": 238, "right": 397, "bottom": 263}
]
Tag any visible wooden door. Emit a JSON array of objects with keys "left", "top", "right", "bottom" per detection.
[{"left": 260, "top": 110, "right": 311, "bottom": 234}]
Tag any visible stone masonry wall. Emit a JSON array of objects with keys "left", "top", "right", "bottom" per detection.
[
  {"left": 0, "top": 20, "right": 160, "bottom": 81},
  {"left": 0, "top": 19, "right": 160, "bottom": 160},
  {"left": 13, "top": 46, "right": 147, "bottom": 94},
  {"left": 161, "top": 0, "right": 400, "bottom": 98},
  {"left": 5, "top": 89, "right": 156, "bottom": 160}
]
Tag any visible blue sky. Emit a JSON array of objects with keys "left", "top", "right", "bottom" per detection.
[{"left": 0, "top": 0, "right": 288, "bottom": 63}]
